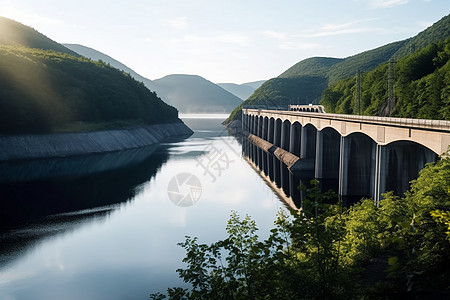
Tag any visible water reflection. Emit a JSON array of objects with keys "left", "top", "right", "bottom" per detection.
[
  {"left": 0, "top": 146, "right": 171, "bottom": 267},
  {"left": 0, "top": 146, "right": 170, "bottom": 228},
  {"left": 241, "top": 138, "right": 340, "bottom": 209}
]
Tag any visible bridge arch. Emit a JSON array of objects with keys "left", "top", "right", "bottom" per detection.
[
  {"left": 300, "top": 124, "right": 317, "bottom": 160},
  {"left": 316, "top": 127, "right": 341, "bottom": 184},
  {"left": 378, "top": 140, "right": 438, "bottom": 197}
]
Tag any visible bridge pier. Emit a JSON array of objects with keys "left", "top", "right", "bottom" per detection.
[
  {"left": 338, "top": 136, "right": 349, "bottom": 197},
  {"left": 267, "top": 118, "right": 275, "bottom": 181},
  {"left": 256, "top": 117, "right": 262, "bottom": 171},
  {"left": 273, "top": 119, "right": 282, "bottom": 187},
  {"left": 261, "top": 117, "right": 269, "bottom": 175}
]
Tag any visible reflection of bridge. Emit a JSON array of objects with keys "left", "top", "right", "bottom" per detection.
[{"left": 242, "top": 108, "right": 450, "bottom": 204}]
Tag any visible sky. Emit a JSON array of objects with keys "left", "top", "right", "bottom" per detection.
[{"left": 0, "top": 0, "right": 449, "bottom": 84}]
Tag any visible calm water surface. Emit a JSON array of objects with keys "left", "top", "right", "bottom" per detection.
[{"left": 0, "top": 115, "right": 290, "bottom": 299}]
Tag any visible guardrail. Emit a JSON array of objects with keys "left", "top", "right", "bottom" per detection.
[{"left": 243, "top": 108, "right": 450, "bottom": 131}]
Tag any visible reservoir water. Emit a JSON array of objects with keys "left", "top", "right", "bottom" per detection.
[{"left": 0, "top": 115, "right": 296, "bottom": 299}]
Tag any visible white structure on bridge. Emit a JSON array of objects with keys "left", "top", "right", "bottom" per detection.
[{"left": 242, "top": 108, "right": 450, "bottom": 204}]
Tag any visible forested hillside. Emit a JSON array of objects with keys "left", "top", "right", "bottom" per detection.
[
  {"left": 0, "top": 45, "right": 179, "bottom": 134},
  {"left": 279, "top": 57, "right": 344, "bottom": 79},
  {"left": 64, "top": 43, "right": 157, "bottom": 91},
  {"left": 321, "top": 37, "right": 450, "bottom": 120},
  {"left": 0, "top": 17, "right": 180, "bottom": 134},
  {"left": 226, "top": 14, "right": 450, "bottom": 124}
]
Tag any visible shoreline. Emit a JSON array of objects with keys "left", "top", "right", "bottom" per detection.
[{"left": 0, "top": 122, "right": 193, "bottom": 162}]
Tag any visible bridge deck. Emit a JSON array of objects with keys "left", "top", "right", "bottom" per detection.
[{"left": 245, "top": 109, "right": 450, "bottom": 132}]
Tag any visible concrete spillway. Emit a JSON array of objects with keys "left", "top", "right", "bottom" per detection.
[{"left": 0, "top": 122, "right": 193, "bottom": 161}]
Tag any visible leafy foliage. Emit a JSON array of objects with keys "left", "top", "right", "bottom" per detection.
[
  {"left": 0, "top": 45, "right": 179, "bottom": 134},
  {"left": 321, "top": 37, "right": 450, "bottom": 120},
  {"left": 153, "top": 153, "right": 450, "bottom": 299}
]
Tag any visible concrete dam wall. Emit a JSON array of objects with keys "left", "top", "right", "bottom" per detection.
[{"left": 0, "top": 122, "right": 193, "bottom": 161}]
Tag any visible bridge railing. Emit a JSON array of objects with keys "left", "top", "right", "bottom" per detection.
[
  {"left": 243, "top": 108, "right": 450, "bottom": 131},
  {"left": 242, "top": 105, "right": 289, "bottom": 111}
]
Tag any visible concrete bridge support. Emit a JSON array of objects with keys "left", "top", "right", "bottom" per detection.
[
  {"left": 267, "top": 118, "right": 275, "bottom": 181},
  {"left": 256, "top": 117, "right": 263, "bottom": 171},
  {"left": 280, "top": 120, "right": 291, "bottom": 193},
  {"left": 273, "top": 119, "right": 282, "bottom": 186},
  {"left": 261, "top": 117, "right": 269, "bottom": 175}
]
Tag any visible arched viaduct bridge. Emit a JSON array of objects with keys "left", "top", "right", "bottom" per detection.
[{"left": 242, "top": 106, "right": 450, "bottom": 204}]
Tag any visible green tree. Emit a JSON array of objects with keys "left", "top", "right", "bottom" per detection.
[{"left": 153, "top": 152, "right": 450, "bottom": 299}]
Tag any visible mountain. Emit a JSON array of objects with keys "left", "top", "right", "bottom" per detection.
[
  {"left": 153, "top": 74, "right": 243, "bottom": 113},
  {"left": 279, "top": 57, "right": 344, "bottom": 79},
  {"left": 321, "top": 36, "right": 450, "bottom": 120},
  {"left": 217, "top": 80, "right": 266, "bottom": 100},
  {"left": 244, "top": 80, "right": 266, "bottom": 90},
  {"left": 391, "top": 13, "right": 450, "bottom": 59},
  {"left": 0, "top": 17, "right": 79, "bottom": 56},
  {"left": 65, "top": 44, "right": 240, "bottom": 113},
  {"left": 0, "top": 18, "right": 179, "bottom": 134},
  {"left": 217, "top": 83, "right": 258, "bottom": 100},
  {"left": 63, "top": 43, "right": 156, "bottom": 91},
  {"left": 226, "top": 13, "right": 450, "bottom": 124}
]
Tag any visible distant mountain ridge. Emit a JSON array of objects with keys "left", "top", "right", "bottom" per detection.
[
  {"left": 226, "top": 13, "right": 450, "bottom": 123},
  {"left": 154, "top": 74, "right": 243, "bottom": 113},
  {"left": 65, "top": 44, "right": 242, "bottom": 113},
  {"left": 217, "top": 80, "right": 265, "bottom": 100}
]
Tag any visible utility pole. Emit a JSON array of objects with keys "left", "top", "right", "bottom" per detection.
[
  {"left": 355, "top": 70, "right": 362, "bottom": 115},
  {"left": 387, "top": 58, "right": 395, "bottom": 116}
]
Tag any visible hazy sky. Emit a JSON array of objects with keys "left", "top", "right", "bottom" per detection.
[{"left": 0, "top": 0, "right": 448, "bottom": 83}]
